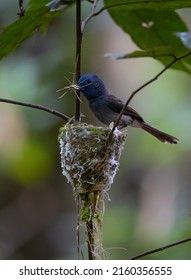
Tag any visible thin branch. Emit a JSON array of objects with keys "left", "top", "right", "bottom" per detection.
[
  {"left": 75, "top": 0, "right": 83, "bottom": 260},
  {"left": 74, "top": 0, "right": 100, "bottom": 123},
  {"left": 81, "top": 0, "right": 100, "bottom": 32},
  {"left": 75, "top": 0, "right": 82, "bottom": 122},
  {"left": 93, "top": 3, "right": 130, "bottom": 17},
  {"left": 129, "top": 237, "right": 191, "bottom": 260},
  {"left": 17, "top": 0, "right": 25, "bottom": 17},
  {"left": 0, "top": 98, "right": 71, "bottom": 122},
  {"left": 107, "top": 51, "right": 191, "bottom": 141},
  {"left": 93, "top": 1, "right": 164, "bottom": 17},
  {"left": 87, "top": 221, "right": 94, "bottom": 260},
  {"left": 76, "top": 200, "right": 81, "bottom": 260}
]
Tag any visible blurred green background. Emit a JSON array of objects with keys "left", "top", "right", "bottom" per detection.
[{"left": 0, "top": 1, "right": 191, "bottom": 259}]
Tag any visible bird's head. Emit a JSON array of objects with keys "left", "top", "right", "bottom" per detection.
[{"left": 77, "top": 74, "right": 108, "bottom": 100}]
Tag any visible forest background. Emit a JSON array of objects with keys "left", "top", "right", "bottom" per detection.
[{"left": 0, "top": 0, "right": 191, "bottom": 259}]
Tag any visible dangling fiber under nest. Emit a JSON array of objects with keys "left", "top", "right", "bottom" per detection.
[{"left": 59, "top": 123, "right": 127, "bottom": 259}]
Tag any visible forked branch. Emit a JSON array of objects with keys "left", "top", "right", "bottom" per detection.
[{"left": 107, "top": 51, "right": 191, "bottom": 141}]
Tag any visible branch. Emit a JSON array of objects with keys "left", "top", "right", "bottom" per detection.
[
  {"left": 81, "top": 0, "right": 100, "bottom": 32},
  {"left": 74, "top": 0, "right": 100, "bottom": 123},
  {"left": 75, "top": 0, "right": 82, "bottom": 261},
  {"left": 0, "top": 98, "right": 71, "bottom": 122},
  {"left": 93, "top": 2, "right": 158, "bottom": 18},
  {"left": 17, "top": 0, "right": 25, "bottom": 17},
  {"left": 93, "top": 2, "right": 130, "bottom": 17},
  {"left": 75, "top": 0, "right": 103, "bottom": 261},
  {"left": 107, "top": 51, "right": 191, "bottom": 141},
  {"left": 75, "top": 0, "right": 100, "bottom": 122},
  {"left": 129, "top": 237, "right": 191, "bottom": 260},
  {"left": 75, "top": 0, "right": 82, "bottom": 121},
  {"left": 78, "top": 0, "right": 118, "bottom": 25},
  {"left": 87, "top": 220, "right": 94, "bottom": 260}
]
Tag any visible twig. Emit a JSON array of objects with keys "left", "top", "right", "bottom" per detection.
[
  {"left": 93, "top": 2, "right": 149, "bottom": 18},
  {"left": 87, "top": 220, "right": 94, "bottom": 260},
  {"left": 107, "top": 51, "right": 191, "bottom": 142},
  {"left": 17, "top": 0, "right": 25, "bottom": 17},
  {"left": 75, "top": 0, "right": 82, "bottom": 122},
  {"left": 75, "top": 0, "right": 102, "bottom": 260},
  {"left": 129, "top": 237, "right": 191, "bottom": 260},
  {"left": 75, "top": 0, "right": 82, "bottom": 260},
  {"left": 76, "top": 201, "right": 80, "bottom": 260},
  {"left": 83, "top": 191, "right": 104, "bottom": 260},
  {"left": 75, "top": 0, "right": 100, "bottom": 122},
  {"left": 0, "top": 98, "right": 70, "bottom": 122},
  {"left": 81, "top": 0, "right": 100, "bottom": 32}
]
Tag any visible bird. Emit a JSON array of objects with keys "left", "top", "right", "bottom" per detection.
[{"left": 77, "top": 74, "right": 179, "bottom": 144}]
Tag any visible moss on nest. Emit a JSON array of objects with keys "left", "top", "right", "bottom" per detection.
[
  {"left": 58, "top": 122, "right": 127, "bottom": 259},
  {"left": 59, "top": 123, "right": 127, "bottom": 194}
]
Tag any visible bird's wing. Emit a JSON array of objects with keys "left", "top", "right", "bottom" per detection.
[{"left": 105, "top": 94, "right": 144, "bottom": 122}]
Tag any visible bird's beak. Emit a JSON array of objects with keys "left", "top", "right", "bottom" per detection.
[
  {"left": 64, "top": 83, "right": 81, "bottom": 91},
  {"left": 71, "top": 84, "right": 81, "bottom": 90}
]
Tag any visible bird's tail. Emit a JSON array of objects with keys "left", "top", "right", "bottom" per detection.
[{"left": 141, "top": 122, "right": 179, "bottom": 144}]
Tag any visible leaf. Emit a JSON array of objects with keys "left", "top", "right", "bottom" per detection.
[
  {"left": 29, "top": 0, "right": 55, "bottom": 10},
  {"left": 106, "top": 9, "right": 188, "bottom": 50},
  {"left": 0, "top": 0, "right": 74, "bottom": 60},
  {"left": 0, "top": 8, "right": 53, "bottom": 59},
  {"left": 105, "top": 49, "right": 191, "bottom": 73},
  {"left": 105, "top": 46, "right": 177, "bottom": 59},
  {"left": 103, "top": 0, "right": 191, "bottom": 10},
  {"left": 104, "top": 4, "right": 191, "bottom": 73}
]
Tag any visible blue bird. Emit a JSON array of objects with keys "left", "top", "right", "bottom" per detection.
[{"left": 77, "top": 74, "right": 179, "bottom": 144}]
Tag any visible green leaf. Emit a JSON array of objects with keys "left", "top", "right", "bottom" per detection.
[
  {"left": 105, "top": 46, "right": 177, "bottom": 59},
  {"left": 0, "top": 8, "right": 54, "bottom": 59},
  {"left": 104, "top": 5, "right": 191, "bottom": 72},
  {"left": 29, "top": 0, "right": 54, "bottom": 10},
  {"left": 110, "top": 10, "right": 188, "bottom": 49},
  {"left": 105, "top": 48, "right": 191, "bottom": 73},
  {"left": 0, "top": 0, "right": 74, "bottom": 60},
  {"left": 103, "top": 0, "right": 191, "bottom": 10}
]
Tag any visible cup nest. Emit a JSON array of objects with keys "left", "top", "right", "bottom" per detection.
[{"left": 59, "top": 123, "right": 127, "bottom": 194}]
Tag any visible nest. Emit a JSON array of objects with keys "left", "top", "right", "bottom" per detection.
[
  {"left": 59, "top": 123, "right": 127, "bottom": 194},
  {"left": 59, "top": 123, "right": 127, "bottom": 259}
]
